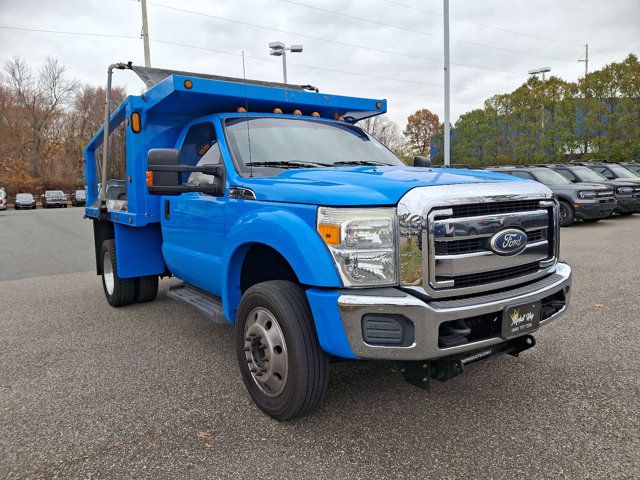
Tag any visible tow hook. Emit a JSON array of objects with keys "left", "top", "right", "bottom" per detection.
[{"left": 400, "top": 335, "right": 536, "bottom": 390}]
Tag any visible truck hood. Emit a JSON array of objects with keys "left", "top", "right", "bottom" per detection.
[{"left": 238, "top": 166, "right": 528, "bottom": 206}]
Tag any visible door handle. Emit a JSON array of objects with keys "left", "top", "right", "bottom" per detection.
[{"left": 164, "top": 199, "right": 170, "bottom": 220}]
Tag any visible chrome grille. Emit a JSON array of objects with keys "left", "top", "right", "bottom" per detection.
[{"left": 398, "top": 182, "right": 559, "bottom": 299}]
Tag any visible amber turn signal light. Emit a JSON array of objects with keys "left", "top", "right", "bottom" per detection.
[
  {"left": 184, "top": 79, "right": 193, "bottom": 89},
  {"left": 318, "top": 224, "right": 341, "bottom": 245},
  {"left": 237, "top": 106, "right": 247, "bottom": 113},
  {"left": 130, "top": 112, "right": 141, "bottom": 133},
  {"left": 146, "top": 171, "right": 154, "bottom": 187}
]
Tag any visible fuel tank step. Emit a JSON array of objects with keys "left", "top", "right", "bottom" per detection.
[{"left": 166, "top": 283, "right": 227, "bottom": 324}]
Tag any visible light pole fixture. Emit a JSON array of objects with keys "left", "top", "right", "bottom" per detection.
[
  {"left": 528, "top": 67, "right": 551, "bottom": 81},
  {"left": 269, "top": 41, "right": 303, "bottom": 84},
  {"left": 528, "top": 67, "right": 551, "bottom": 131}
]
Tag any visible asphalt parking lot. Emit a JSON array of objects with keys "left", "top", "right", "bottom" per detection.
[{"left": 1, "top": 207, "right": 639, "bottom": 479}]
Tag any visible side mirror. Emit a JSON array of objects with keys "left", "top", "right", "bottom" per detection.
[
  {"left": 147, "top": 149, "right": 181, "bottom": 194},
  {"left": 413, "top": 156, "right": 431, "bottom": 168},
  {"left": 146, "top": 148, "right": 224, "bottom": 196}
]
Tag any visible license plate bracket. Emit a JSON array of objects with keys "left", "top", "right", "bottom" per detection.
[{"left": 501, "top": 301, "right": 541, "bottom": 339}]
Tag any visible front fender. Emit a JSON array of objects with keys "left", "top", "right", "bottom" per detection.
[{"left": 222, "top": 207, "right": 341, "bottom": 322}]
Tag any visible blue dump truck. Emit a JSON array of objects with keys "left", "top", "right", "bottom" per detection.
[{"left": 84, "top": 63, "right": 572, "bottom": 420}]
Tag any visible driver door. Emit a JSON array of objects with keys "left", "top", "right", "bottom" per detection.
[{"left": 161, "top": 121, "right": 226, "bottom": 296}]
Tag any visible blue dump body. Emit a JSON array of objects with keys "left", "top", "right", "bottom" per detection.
[{"left": 84, "top": 67, "right": 571, "bottom": 420}]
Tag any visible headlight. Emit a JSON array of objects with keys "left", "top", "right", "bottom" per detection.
[
  {"left": 578, "top": 191, "right": 597, "bottom": 199},
  {"left": 317, "top": 207, "right": 397, "bottom": 287},
  {"left": 617, "top": 186, "right": 634, "bottom": 195}
]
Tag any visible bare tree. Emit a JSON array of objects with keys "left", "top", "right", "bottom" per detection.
[{"left": 359, "top": 114, "right": 405, "bottom": 154}]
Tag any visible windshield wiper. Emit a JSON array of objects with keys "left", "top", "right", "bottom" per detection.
[
  {"left": 248, "top": 160, "right": 328, "bottom": 169},
  {"left": 333, "top": 160, "right": 386, "bottom": 166}
]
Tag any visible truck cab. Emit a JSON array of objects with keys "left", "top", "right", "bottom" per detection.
[{"left": 84, "top": 64, "right": 572, "bottom": 420}]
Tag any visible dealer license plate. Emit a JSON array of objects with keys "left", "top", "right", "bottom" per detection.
[{"left": 501, "top": 301, "right": 541, "bottom": 339}]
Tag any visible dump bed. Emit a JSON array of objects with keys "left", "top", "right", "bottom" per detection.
[{"left": 84, "top": 64, "right": 387, "bottom": 227}]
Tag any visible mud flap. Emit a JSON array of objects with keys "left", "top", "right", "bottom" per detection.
[{"left": 401, "top": 335, "right": 536, "bottom": 390}]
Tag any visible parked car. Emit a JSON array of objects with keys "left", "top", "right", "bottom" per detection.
[
  {"left": 71, "top": 189, "right": 86, "bottom": 206},
  {"left": 575, "top": 161, "right": 640, "bottom": 182},
  {"left": 14, "top": 193, "right": 36, "bottom": 209},
  {"left": 0, "top": 188, "right": 6, "bottom": 211},
  {"left": 620, "top": 162, "right": 640, "bottom": 176},
  {"left": 545, "top": 164, "right": 640, "bottom": 216},
  {"left": 41, "top": 190, "right": 68, "bottom": 208},
  {"left": 486, "top": 166, "right": 616, "bottom": 226}
]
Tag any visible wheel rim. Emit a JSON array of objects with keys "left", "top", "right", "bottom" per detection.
[
  {"left": 243, "top": 307, "right": 288, "bottom": 397},
  {"left": 559, "top": 206, "right": 568, "bottom": 221},
  {"left": 103, "top": 251, "right": 114, "bottom": 295}
]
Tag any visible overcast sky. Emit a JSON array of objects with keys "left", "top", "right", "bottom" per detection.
[{"left": 1, "top": 0, "right": 638, "bottom": 127}]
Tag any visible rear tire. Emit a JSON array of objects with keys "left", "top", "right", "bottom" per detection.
[
  {"left": 558, "top": 200, "right": 575, "bottom": 227},
  {"left": 101, "top": 240, "right": 135, "bottom": 307},
  {"left": 135, "top": 275, "right": 159, "bottom": 303},
  {"left": 236, "top": 280, "right": 329, "bottom": 421}
]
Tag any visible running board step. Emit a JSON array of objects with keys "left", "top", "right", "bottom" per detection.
[{"left": 167, "top": 283, "right": 227, "bottom": 324}]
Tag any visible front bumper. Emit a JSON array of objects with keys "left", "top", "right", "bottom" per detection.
[
  {"left": 615, "top": 195, "right": 640, "bottom": 213},
  {"left": 15, "top": 202, "right": 35, "bottom": 208},
  {"left": 574, "top": 200, "right": 616, "bottom": 219},
  {"left": 46, "top": 200, "right": 67, "bottom": 206},
  {"left": 333, "top": 263, "right": 571, "bottom": 361}
]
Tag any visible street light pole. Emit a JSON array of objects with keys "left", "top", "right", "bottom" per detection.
[
  {"left": 140, "top": 0, "right": 151, "bottom": 67},
  {"left": 269, "top": 42, "right": 303, "bottom": 84},
  {"left": 443, "top": 0, "right": 451, "bottom": 166},
  {"left": 528, "top": 67, "right": 551, "bottom": 131}
]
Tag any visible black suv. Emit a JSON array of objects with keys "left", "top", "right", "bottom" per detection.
[
  {"left": 545, "top": 164, "right": 640, "bottom": 216},
  {"left": 486, "top": 166, "right": 616, "bottom": 226}
]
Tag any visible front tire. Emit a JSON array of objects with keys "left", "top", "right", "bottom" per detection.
[
  {"left": 101, "top": 240, "right": 135, "bottom": 307},
  {"left": 236, "top": 280, "right": 329, "bottom": 421},
  {"left": 558, "top": 200, "right": 575, "bottom": 227}
]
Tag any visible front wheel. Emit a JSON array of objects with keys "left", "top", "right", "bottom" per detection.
[
  {"left": 236, "top": 280, "right": 329, "bottom": 421},
  {"left": 558, "top": 201, "right": 575, "bottom": 227},
  {"left": 101, "top": 240, "right": 135, "bottom": 307}
]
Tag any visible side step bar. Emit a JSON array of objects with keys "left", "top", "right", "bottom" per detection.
[{"left": 166, "top": 283, "right": 227, "bottom": 324}]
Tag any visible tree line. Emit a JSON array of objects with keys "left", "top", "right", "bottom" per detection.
[
  {"left": 0, "top": 57, "right": 125, "bottom": 196},
  {"left": 430, "top": 54, "right": 640, "bottom": 165}
]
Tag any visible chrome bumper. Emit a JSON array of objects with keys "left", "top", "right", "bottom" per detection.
[{"left": 337, "top": 262, "right": 572, "bottom": 361}]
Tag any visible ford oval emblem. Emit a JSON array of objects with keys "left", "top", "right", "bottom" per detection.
[{"left": 490, "top": 228, "right": 528, "bottom": 256}]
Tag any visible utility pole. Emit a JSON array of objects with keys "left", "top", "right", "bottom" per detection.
[
  {"left": 141, "top": 0, "right": 151, "bottom": 67},
  {"left": 579, "top": 43, "right": 589, "bottom": 78},
  {"left": 443, "top": 0, "right": 450, "bottom": 166}
]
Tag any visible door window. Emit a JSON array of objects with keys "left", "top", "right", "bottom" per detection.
[
  {"left": 178, "top": 122, "right": 222, "bottom": 187},
  {"left": 509, "top": 171, "right": 535, "bottom": 180}
]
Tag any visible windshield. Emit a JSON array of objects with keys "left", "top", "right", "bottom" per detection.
[
  {"left": 75, "top": 190, "right": 86, "bottom": 197},
  {"left": 46, "top": 191, "right": 64, "bottom": 196},
  {"left": 609, "top": 164, "right": 640, "bottom": 179},
  {"left": 224, "top": 117, "right": 404, "bottom": 176},
  {"left": 531, "top": 169, "right": 571, "bottom": 185},
  {"left": 16, "top": 194, "right": 33, "bottom": 200},
  {"left": 572, "top": 167, "right": 607, "bottom": 182}
]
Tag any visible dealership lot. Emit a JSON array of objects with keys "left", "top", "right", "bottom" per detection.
[{"left": 1, "top": 208, "right": 638, "bottom": 479}]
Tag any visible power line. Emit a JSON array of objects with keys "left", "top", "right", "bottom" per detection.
[
  {"left": 0, "top": 25, "right": 138, "bottom": 40},
  {"left": 143, "top": 2, "right": 534, "bottom": 75},
  {"left": 278, "top": 0, "right": 580, "bottom": 62},
  {"left": 0, "top": 25, "right": 497, "bottom": 93},
  {"left": 382, "top": 0, "right": 585, "bottom": 48}
]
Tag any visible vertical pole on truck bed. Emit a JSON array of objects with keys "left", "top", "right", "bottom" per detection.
[
  {"left": 443, "top": 0, "right": 451, "bottom": 166},
  {"left": 100, "top": 63, "right": 129, "bottom": 205}
]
